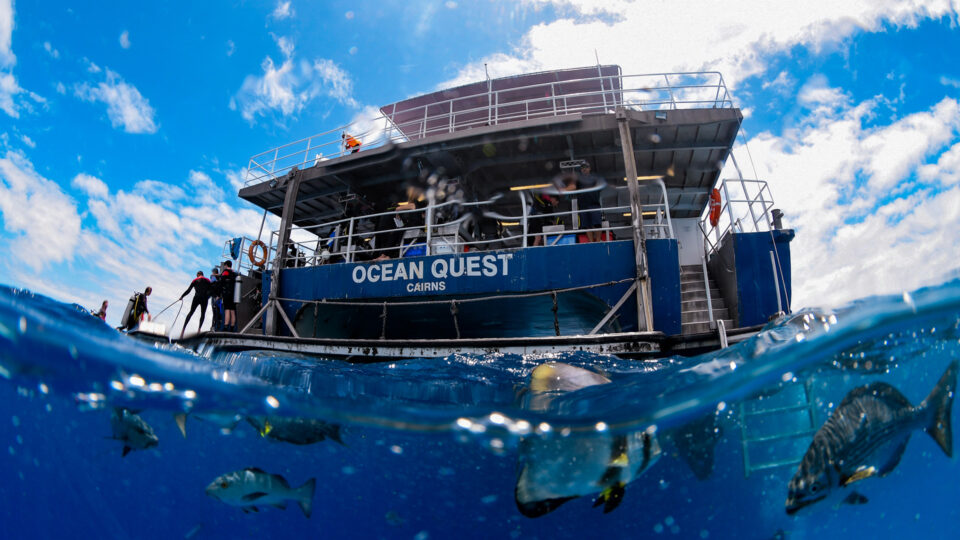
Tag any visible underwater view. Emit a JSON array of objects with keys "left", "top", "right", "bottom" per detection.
[{"left": 2, "top": 279, "right": 959, "bottom": 539}]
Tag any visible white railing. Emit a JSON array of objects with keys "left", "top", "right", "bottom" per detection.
[
  {"left": 701, "top": 178, "right": 777, "bottom": 258},
  {"left": 259, "top": 191, "right": 675, "bottom": 271},
  {"left": 244, "top": 71, "right": 732, "bottom": 187}
]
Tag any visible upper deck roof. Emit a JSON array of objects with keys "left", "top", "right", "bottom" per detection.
[{"left": 239, "top": 69, "right": 742, "bottom": 228}]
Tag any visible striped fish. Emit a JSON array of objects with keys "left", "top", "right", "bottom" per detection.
[{"left": 785, "top": 361, "right": 956, "bottom": 514}]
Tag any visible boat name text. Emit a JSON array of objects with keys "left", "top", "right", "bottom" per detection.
[{"left": 351, "top": 254, "right": 513, "bottom": 287}]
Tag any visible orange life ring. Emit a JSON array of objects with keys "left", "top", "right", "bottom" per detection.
[
  {"left": 708, "top": 188, "right": 722, "bottom": 227},
  {"left": 248, "top": 240, "right": 268, "bottom": 268}
]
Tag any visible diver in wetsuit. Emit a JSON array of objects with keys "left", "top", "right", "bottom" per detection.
[
  {"left": 219, "top": 261, "right": 238, "bottom": 332},
  {"left": 123, "top": 287, "right": 152, "bottom": 331},
  {"left": 179, "top": 271, "right": 212, "bottom": 339}
]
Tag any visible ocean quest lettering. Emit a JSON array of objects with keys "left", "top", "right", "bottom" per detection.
[{"left": 351, "top": 254, "right": 513, "bottom": 292}]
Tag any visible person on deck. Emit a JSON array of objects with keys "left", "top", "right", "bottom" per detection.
[
  {"left": 125, "top": 287, "right": 152, "bottom": 330},
  {"left": 342, "top": 132, "right": 361, "bottom": 154},
  {"left": 179, "top": 271, "right": 213, "bottom": 339},
  {"left": 210, "top": 267, "right": 223, "bottom": 331},
  {"left": 219, "top": 261, "right": 238, "bottom": 332},
  {"left": 577, "top": 164, "right": 604, "bottom": 242},
  {"left": 94, "top": 300, "right": 108, "bottom": 321}
]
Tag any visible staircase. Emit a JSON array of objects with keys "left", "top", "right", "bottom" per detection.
[{"left": 680, "top": 264, "right": 732, "bottom": 334}]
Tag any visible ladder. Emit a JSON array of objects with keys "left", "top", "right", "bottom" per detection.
[{"left": 739, "top": 378, "right": 818, "bottom": 477}]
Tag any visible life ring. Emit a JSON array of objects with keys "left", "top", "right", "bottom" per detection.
[
  {"left": 708, "top": 188, "right": 722, "bottom": 227},
  {"left": 248, "top": 240, "right": 268, "bottom": 267}
]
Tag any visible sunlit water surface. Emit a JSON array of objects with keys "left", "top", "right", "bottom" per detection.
[{"left": 1, "top": 280, "right": 959, "bottom": 539}]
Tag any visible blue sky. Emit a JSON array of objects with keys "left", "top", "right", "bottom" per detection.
[{"left": 1, "top": 0, "right": 959, "bottom": 331}]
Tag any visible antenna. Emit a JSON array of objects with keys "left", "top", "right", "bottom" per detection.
[{"left": 484, "top": 63, "right": 490, "bottom": 81}]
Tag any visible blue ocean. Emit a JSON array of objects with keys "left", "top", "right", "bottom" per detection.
[{"left": 1, "top": 279, "right": 959, "bottom": 540}]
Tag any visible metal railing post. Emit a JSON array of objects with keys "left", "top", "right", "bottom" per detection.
[
  {"left": 345, "top": 218, "right": 355, "bottom": 263},
  {"left": 770, "top": 251, "right": 783, "bottom": 313},
  {"left": 520, "top": 192, "right": 529, "bottom": 248},
  {"left": 702, "top": 255, "right": 715, "bottom": 329}
]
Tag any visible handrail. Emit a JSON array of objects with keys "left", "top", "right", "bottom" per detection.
[
  {"left": 271, "top": 194, "right": 674, "bottom": 269},
  {"left": 244, "top": 71, "right": 733, "bottom": 186},
  {"left": 701, "top": 178, "right": 777, "bottom": 259}
]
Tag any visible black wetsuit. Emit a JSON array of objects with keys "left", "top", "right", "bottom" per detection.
[
  {"left": 126, "top": 293, "right": 149, "bottom": 330},
  {"left": 219, "top": 269, "right": 238, "bottom": 310},
  {"left": 180, "top": 277, "right": 213, "bottom": 333}
]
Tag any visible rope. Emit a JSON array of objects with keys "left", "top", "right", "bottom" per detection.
[
  {"left": 275, "top": 278, "right": 633, "bottom": 308},
  {"left": 551, "top": 291, "right": 560, "bottom": 336},
  {"left": 170, "top": 300, "right": 185, "bottom": 336},
  {"left": 154, "top": 298, "right": 182, "bottom": 318},
  {"left": 379, "top": 303, "right": 388, "bottom": 340},
  {"left": 450, "top": 300, "right": 461, "bottom": 339}
]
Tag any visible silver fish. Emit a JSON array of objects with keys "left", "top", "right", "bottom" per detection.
[
  {"left": 110, "top": 407, "right": 158, "bottom": 457},
  {"left": 246, "top": 416, "right": 344, "bottom": 446},
  {"left": 515, "top": 361, "right": 660, "bottom": 517},
  {"left": 785, "top": 361, "right": 956, "bottom": 515},
  {"left": 206, "top": 468, "right": 316, "bottom": 517}
]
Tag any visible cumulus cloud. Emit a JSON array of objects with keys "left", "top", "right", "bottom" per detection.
[
  {"left": 728, "top": 81, "right": 960, "bottom": 308},
  {"left": 71, "top": 172, "right": 109, "bottom": 199},
  {"left": 439, "top": 1, "right": 959, "bottom": 90},
  {"left": 0, "top": 0, "right": 13, "bottom": 68},
  {"left": 119, "top": 30, "right": 131, "bottom": 49},
  {"left": 232, "top": 36, "right": 359, "bottom": 123},
  {"left": 74, "top": 68, "right": 158, "bottom": 134},
  {"left": 0, "top": 150, "right": 82, "bottom": 270},
  {"left": 0, "top": 153, "right": 281, "bottom": 330}
]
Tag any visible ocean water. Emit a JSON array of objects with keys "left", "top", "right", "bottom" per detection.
[{"left": 1, "top": 280, "right": 959, "bottom": 540}]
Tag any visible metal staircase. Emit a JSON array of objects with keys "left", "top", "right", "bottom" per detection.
[
  {"left": 680, "top": 264, "right": 731, "bottom": 334},
  {"left": 739, "top": 379, "right": 818, "bottom": 477}
]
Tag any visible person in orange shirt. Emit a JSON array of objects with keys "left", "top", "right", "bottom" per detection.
[{"left": 342, "top": 132, "right": 361, "bottom": 153}]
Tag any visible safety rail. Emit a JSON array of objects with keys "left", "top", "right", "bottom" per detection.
[
  {"left": 244, "top": 71, "right": 733, "bottom": 186},
  {"left": 258, "top": 191, "right": 674, "bottom": 271},
  {"left": 701, "top": 178, "right": 777, "bottom": 258}
]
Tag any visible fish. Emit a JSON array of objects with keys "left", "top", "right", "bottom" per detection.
[
  {"left": 173, "top": 411, "right": 244, "bottom": 438},
  {"left": 785, "top": 361, "right": 957, "bottom": 515},
  {"left": 515, "top": 427, "right": 661, "bottom": 517},
  {"left": 515, "top": 361, "right": 661, "bottom": 517},
  {"left": 246, "top": 416, "right": 344, "bottom": 445},
  {"left": 110, "top": 407, "right": 158, "bottom": 457},
  {"left": 205, "top": 468, "right": 316, "bottom": 517},
  {"left": 668, "top": 412, "right": 722, "bottom": 481}
]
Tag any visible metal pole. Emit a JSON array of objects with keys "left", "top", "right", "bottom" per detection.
[
  {"left": 520, "top": 192, "right": 529, "bottom": 248},
  {"left": 616, "top": 108, "right": 655, "bottom": 332},
  {"left": 770, "top": 251, "right": 783, "bottom": 313},
  {"left": 345, "top": 218, "right": 355, "bottom": 263},
  {"left": 266, "top": 170, "right": 303, "bottom": 335}
]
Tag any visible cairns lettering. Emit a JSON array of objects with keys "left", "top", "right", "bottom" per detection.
[{"left": 351, "top": 254, "right": 513, "bottom": 289}]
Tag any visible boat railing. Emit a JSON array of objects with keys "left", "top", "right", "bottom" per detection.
[
  {"left": 261, "top": 193, "right": 673, "bottom": 271},
  {"left": 244, "top": 71, "right": 732, "bottom": 186},
  {"left": 701, "top": 178, "right": 777, "bottom": 258}
]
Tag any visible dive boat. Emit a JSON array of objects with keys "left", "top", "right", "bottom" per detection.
[{"left": 184, "top": 66, "right": 793, "bottom": 360}]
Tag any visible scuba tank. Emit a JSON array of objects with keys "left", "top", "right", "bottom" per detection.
[
  {"left": 120, "top": 295, "right": 135, "bottom": 329},
  {"left": 234, "top": 275, "right": 242, "bottom": 304}
]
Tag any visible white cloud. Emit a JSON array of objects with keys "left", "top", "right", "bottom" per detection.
[
  {"left": 439, "top": 1, "right": 959, "bottom": 91},
  {"left": 941, "top": 76, "right": 960, "bottom": 89},
  {"left": 271, "top": 1, "right": 293, "bottom": 20},
  {"left": 55, "top": 82, "right": 65, "bottom": 94},
  {"left": 74, "top": 68, "right": 158, "bottom": 134},
  {"left": 232, "top": 37, "right": 358, "bottom": 123},
  {"left": 0, "top": 151, "right": 281, "bottom": 330},
  {"left": 728, "top": 87, "right": 960, "bottom": 308},
  {"left": 119, "top": 30, "right": 131, "bottom": 49},
  {"left": 71, "top": 172, "right": 109, "bottom": 199},
  {"left": 0, "top": 150, "right": 82, "bottom": 270},
  {"left": 0, "top": 0, "right": 14, "bottom": 67},
  {"left": 19, "top": 134, "right": 34, "bottom": 148},
  {"left": 226, "top": 40, "right": 235, "bottom": 57},
  {"left": 43, "top": 41, "right": 59, "bottom": 59}
]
